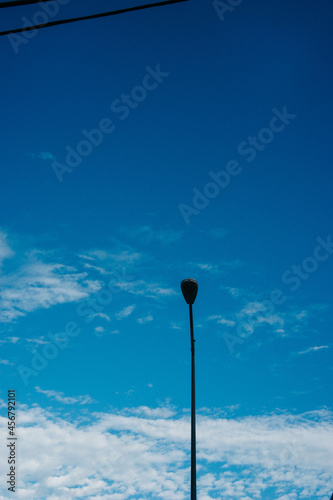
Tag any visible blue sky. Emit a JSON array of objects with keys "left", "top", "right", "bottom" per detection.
[{"left": 0, "top": 0, "right": 333, "bottom": 498}]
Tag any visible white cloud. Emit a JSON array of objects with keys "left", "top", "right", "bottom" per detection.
[
  {"left": 170, "top": 322, "right": 182, "bottom": 330},
  {"left": 297, "top": 345, "right": 329, "bottom": 355},
  {"left": 123, "top": 225, "right": 183, "bottom": 244},
  {"left": 0, "top": 359, "right": 14, "bottom": 366},
  {"left": 0, "top": 231, "right": 14, "bottom": 266},
  {"left": 137, "top": 314, "right": 153, "bottom": 324},
  {"left": 92, "top": 312, "right": 111, "bottom": 321},
  {"left": 192, "top": 260, "right": 242, "bottom": 275},
  {"left": 241, "top": 301, "right": 267, "bottom": 316},
  {"left": 224, "top": 286, "right": 241, "bottom": 297},
  {"left": 124, "top": 406, "right": 176, "bottom": 419},
  {"left": 295, "top": 310, "right": 307, "bottom": 320},
  {"left": 195, "top": 263, "right": 220, "bottom": 273},
  {"left": 82, "top": 262, "right": 110, "bottom": 275},
  {"left": 93, "top": 326, "right": 119, "bottom": 336},
  {"left": 32, "top": 151, "right": 56, "bottom": 161},
  {"left": 116, "top": 279, "right": 176, "bottom": 299},
  {"left": 208, "top": 315, "right": 235, "bottom": 327},
  {"left": 35, "top": 387, "right": 95, "bottom": 405},
  {"left": 94, "top": 326, "right": 105, "bottom": 335},
  {"left": 218, "top": 318, "right": 235, "bottom": 327},
  {"left": 238, "top": 301, "right": 285, "bottom": 332},
  {"left": 256, "top": 313, "right": 284, "bottom": 326},
  {"left": 116, "top": 304, "right": 136, "bottom": 319},
  {"left": 77, "top": 254, "right": 95, "bottom": 261},
  {"left": 0, "top": 234, "right": 176, "bottom": 326},
  {"left": 0, "top": 260, "right": 101, "bottom": 322},
  {"left": 224, "top": 404, "right": 241, "bottom": 412},
  {"left": 0, "top": 404, "right": 331, "bottom": 499},
  {"left": 83, "top": 249, "right": 141, "bottom": 265},
  {"left": 0, "top": 336, "right": 20, "bottom": 345},
  {"left": 9, "top": 336, "right": 20, "bottom": 343},
  {"left": 26, "top": 337, "right": 50, "bottom": 345},
  {"left": 206, "top": 295, "right": 317, "bottom": 350}
]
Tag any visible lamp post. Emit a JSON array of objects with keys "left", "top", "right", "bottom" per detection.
[{"left": 181, "top": 278, "right": 198, "bottom": 500}]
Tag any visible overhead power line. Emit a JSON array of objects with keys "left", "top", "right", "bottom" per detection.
[
  {"left": 0, "top": 0, "right": 188, "bottom": 36},
  {"left": 0, "top": 0, "right": 53, "bottom": 8}
]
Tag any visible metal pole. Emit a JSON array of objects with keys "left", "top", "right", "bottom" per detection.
[
  {"left": 180, "top": 278, "right": 198, "bottom": 499},
  {"left": 189, "top": 303, "right": 197, "bottom": 500}
]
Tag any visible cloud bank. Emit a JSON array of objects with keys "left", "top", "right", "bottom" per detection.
[{"left": 0, "top": 404, "right": 332, "bottom": 499}]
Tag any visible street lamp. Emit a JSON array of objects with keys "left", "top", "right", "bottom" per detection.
[{"left": 181, "top": 278, "right": 198, "bottom": 500}]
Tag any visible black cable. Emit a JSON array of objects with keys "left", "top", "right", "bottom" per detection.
[
  {"left": 0, "top": 0, "right": 53, "bottom": 8},
  {"left": 0, "top": 0, "right": 188, "bottom": 36}
]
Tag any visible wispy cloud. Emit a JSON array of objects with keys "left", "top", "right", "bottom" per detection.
[
  {"left": 222, "top": 286, "right": 241, "bottom": 297},
  {"left": 0, "top": 359, "right": 14, "bottom": 366},
  {"left": 31, "top": 151, "right": 56, "bottom": 161},
  {"left": 191, "top": 260, "right": 243, "bottom": 275},
  {"left": 91, "top": 312, "right": 111, "bottom": 321},
  {"left": 125, "top": 406, "right": 176, "bottom": 418},
  {"left": 170, "top": 322, "right": 182, "bottom": 330},
  {"left": 208, "top": 315, "right": 235, "bottom": 327},
  {"left": 26, "top": 337, "right": 50, "bottom": 346},
  {"left": 295, "top": 310, "right": 307, "bottom": 320},
  {"left": 0, "top": 231, "right": 14, "bottom": 266},
  {"left": 297, "top": 345, "right": 329, "bottom": 355},
  {"left": 81, "top": 262, "right": 110, "bottom": 275},
  {"left": 94, "top": 327, "right": 119, "bottom": 335},
  {"left": 94, "top": 326, "right": 116, "bottom": 336},
  {"left": 206, "top": 292, "right": 317, "bottom": 351},
  {"left": 240, "top": 301, "right": 268, "bottom": 316},
  {"left": 194, "top": 262, "right": 220, "bottom": 273},
  {"left": 116, "top": 279, "right": 177, "bottom": 298},
  {"left": 137, "top": 314, "right": 153, "bottom": 324},
  {"left": 0, "top": 336, "right": 19, "bottom": 345},
  {"left": 116, "top": 304, "right": 136, "bottom": 319},
  {"left": 35, "top": 387, "right": 95, "bottom": 405},
  {"left": 0, "top": 234, "right": 178, "bottom": 324},
  {"left": 81, "top": 249, "right": 141, "bottom": 265},
  {"left": 238, "top": 300, "right": 285, "bottom": 331},
  {"left": 224, "top": 403, "right": 241, "bottom": 412},
  {"left": 122, "top": 225, "right": 183, "bottom": 244},
  {"left": 78, "top": 248, "right": 141, "bottom": 281},
  {"left": 0, "top": 260, "right": 101, "bottom": 322}
]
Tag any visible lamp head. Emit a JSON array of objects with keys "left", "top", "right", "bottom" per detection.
[{"left": 181, "top": 278, "right": 198, "bottom": 305}]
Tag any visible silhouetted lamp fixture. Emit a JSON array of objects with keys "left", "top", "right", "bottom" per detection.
[{"left": 181, "top": 278, "right": 198, "bottom": 500}]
